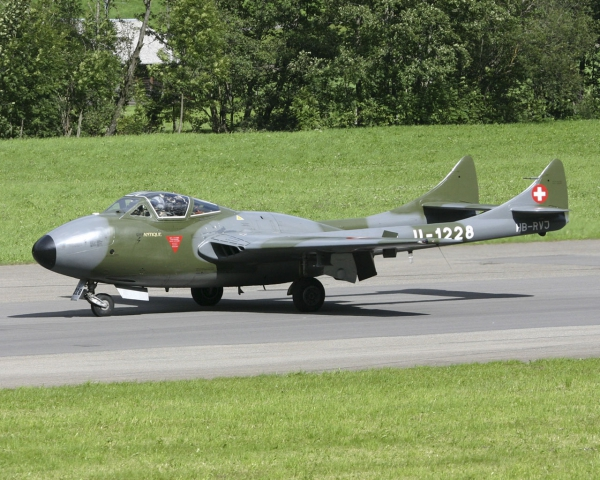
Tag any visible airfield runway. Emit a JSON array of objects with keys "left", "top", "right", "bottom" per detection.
[{"left": 1, "top": 240, "right": 599, "bottom": 388}]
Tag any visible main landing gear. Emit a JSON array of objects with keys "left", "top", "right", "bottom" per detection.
[
  {"left": 79, "top": 278, "right": 326, "bottom": 315},
  {"left": 189, "top": 278, "right": 326, "bottom": 312},
  {"left": 191, "top": 287, "right": 224, "bottom": 306},
  {"left": 289, "top": 277, "right": 325, "bottom": 312}
]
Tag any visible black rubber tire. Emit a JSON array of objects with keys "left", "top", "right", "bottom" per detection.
[
  {"left": 91, "top": 293, "right": 115, "bottom": 317},
  {"left": 291, "top": 277, "right": 325, "bottom": 312},
  {"left": 191, "top": 287, "right": 224, "bottom": 306}
]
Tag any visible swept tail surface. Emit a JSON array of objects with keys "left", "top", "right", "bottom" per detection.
[{"left": 323, "top": 156, "right": 492, "bottom": 230}]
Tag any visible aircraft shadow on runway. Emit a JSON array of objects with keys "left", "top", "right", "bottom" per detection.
[
  {"left": 10, "top": 288, "right": 531, "bottom": 319},
  {"left": 331, "top": 288, "right": 533, "bottom": 304}
]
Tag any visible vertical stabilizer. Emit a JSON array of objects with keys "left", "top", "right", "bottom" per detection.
[
  {"left": 393, "top": 155, "right": 480, "bottom": 210},
  {"left": 507, "top": 159, "right": 568, "bottom": 211},
  {"left": 476, "top": 159, "right": 569, "bottom": 238},
  {"left": 321, "top": 156, "right": 483, "bottom": 229}
]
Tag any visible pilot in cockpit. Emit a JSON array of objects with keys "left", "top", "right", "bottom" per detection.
[
  {"left": 131, "top": 204, "right": 150, "bottom": 216},
  {"left": 150, "top": 194, "right": 167, "bottom": 216}
]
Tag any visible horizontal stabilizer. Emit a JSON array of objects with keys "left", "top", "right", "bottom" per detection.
[
  {"left": 422, "top": 202, "right": 496, "bottom": 211},
  {"left": 510, "top": 206, "right": 569, "bottom": 214},
  {"left": 421, "top": 201, "right": 496, "bottom": 223}
]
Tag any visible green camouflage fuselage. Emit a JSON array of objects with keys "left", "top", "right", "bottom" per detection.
[{"left": 32, "top": 157, "right": 568, "bottom": 294}]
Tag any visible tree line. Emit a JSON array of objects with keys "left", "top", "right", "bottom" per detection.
[{"left": 1, "top": 0, "right": 599, "bottom": 138}]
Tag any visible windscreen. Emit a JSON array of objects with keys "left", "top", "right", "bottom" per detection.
[
  {"left": 103, "top": 196, "right": 141, "bottom": 214},
  {"left": 103, "top": 192, "right": 218, "bottom": 219}
]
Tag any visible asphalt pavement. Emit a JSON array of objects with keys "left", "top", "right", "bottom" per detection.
[{"left": 1, "top": 240, "right": 599, "bottom": 388}]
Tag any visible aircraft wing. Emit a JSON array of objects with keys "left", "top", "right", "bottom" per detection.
[{"left": 197, "top": 232, "right": 456, "bottom": 264}]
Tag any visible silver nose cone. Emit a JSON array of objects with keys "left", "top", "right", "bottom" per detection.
[
  {"left": 34, "top": 216, "right": 114, "bottom": 279},
  {"left": 32, "top": 235, "right": 56, "bottom": 270}
]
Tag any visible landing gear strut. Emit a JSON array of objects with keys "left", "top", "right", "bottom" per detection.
[
  {"left": 290, "top": 277, "right": 325, "bottom": 312},
  {"left": 191, "top": 287, "right": 224, "bottom": 306},
  {"left": 84, "top": 282, "right": 115, "bottom": 317}
]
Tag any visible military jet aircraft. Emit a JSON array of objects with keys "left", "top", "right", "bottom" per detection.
[{"left": 32, "top": 157, "right": 568, "bottom": 316}]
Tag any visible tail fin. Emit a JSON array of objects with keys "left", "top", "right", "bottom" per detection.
[
  {"left": 508, "top": 159, "right": 569, "bottom": 212},
  {"left": 409, "top": 155, "right": 496, "bottom": 223},
  {"left": 482, "top": 159, "right": 569, "bottom": 236},
  {"left": 323, "top": 156, "right": 492, "bottom": 229},
  {"left": 405, "top": 155, "right": 480, "bottom": 208}
]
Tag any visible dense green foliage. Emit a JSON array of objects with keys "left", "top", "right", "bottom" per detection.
[
  {"left": 211, "top": 0, "right": 599, "bottom": 130},
  {"left": 1, "top": 0, "right": 600, "bottom": 137},
  {"left": 144, "top": 0, "right": 228, "bottom": 133},
  {"left": 0, "top": 0, "right": 121, "bottom": 138},
  {"left": 1, "top": 359, "right": 600, "bottom": 478},
  {"left": 2, "top": 121, "right": 599, "bottom": 265}
]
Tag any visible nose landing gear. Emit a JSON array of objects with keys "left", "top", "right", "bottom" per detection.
[
  {"left": 88, "top": 292, "right": 115, "bottom": 317},
  {"left": 82, "top": 281, "right": 115, "bottom": 317}
]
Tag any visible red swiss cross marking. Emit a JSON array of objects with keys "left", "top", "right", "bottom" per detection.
[
  {"left": 166, "top": 235, "right": 183, "bottom": 253},
  {"left": 531, "top": 184, "right": 548, "bottom": 204}
]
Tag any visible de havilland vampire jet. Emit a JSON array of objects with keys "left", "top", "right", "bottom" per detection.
[{"left": 32, "top": 157, "right": 568, "bottom": 316}]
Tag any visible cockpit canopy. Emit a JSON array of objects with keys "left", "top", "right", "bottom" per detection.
[{"left": 103, "top": 191, "right": 220, "bottom": 219}]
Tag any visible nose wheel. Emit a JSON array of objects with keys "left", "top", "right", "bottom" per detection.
[
  {"left": 89, "top": 293, "right": 115, "bottom": 317},
  {"left": 83, "top": 282, "right": 115, "bottom": 317}
]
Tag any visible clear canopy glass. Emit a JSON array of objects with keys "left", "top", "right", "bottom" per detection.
[{"left": 104, "top": 192, "right": 219, "bottom": 219}]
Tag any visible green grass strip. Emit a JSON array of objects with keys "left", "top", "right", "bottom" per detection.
[
  {"left": 2, "top": 121, "right": 600, "bottom": 264},
  {"left": 1, "top": 359, "right": 600, "bottom": 478}
]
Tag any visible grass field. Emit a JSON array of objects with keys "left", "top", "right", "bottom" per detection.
[
  {"left": 2, "top": 123, "right": 600, "bottom": 478},
  {"left": 82, "top": 0, "right": 150, "bottom": 19},
  {"left": 1, "top": 359, "right": 600, "bottom": 479},
  {"left": 1, "top": 121, "right": 599, "bottom": 264}
]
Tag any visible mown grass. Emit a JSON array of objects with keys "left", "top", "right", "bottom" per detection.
[
  {"left": 1, "top": 121, "right": 599, "bottom": 264},
  {"left": 1, "top": 359, "right": 600, "bottom": 479},
  {"left": 81, "top": 0, "right": 167, "bottom": 19},
  {"left": 81, "top": 0, "right": 150, "bottom": 19}
]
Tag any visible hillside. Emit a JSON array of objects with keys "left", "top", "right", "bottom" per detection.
[{"left": 2, "top": 121, "right": 599, "bottom": 264}]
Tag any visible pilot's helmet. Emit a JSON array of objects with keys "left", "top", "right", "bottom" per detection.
[{"left": 150, "top": 195, "right": 165, "bottom": 210}]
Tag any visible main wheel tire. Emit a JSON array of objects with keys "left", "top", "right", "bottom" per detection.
[
  {"left": 91, "top": 293, "right": 115, "bottom": 317},
  {"left": 191, "top": 287, "right": 224, "bottom": 306},
  {"left": 291, "top": 277, "right": 325, "bottom": 312}
]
